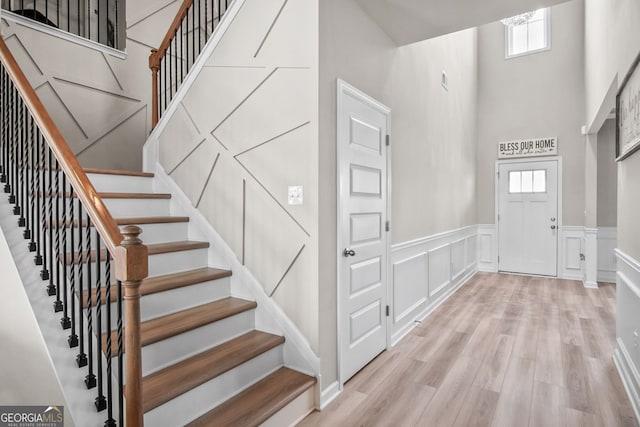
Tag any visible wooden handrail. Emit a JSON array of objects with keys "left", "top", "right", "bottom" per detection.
[
  {"left": 0, "top": 36, "right": 122, "bottom": 254},
  {"left": 149, "top": 0, "right": 193, "bottom": 127},
  {"left": 0, "top": 35, "right": 148, "bottom": 426}
]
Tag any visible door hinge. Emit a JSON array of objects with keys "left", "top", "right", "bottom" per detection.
[
  {"left": 498, "top": 214, "right": 500, "bottom": 221},
  {"left": 497, "top": 171, "right": 500, "bottom": 178},
  {"left": 386, "top": 135, "right": 390, "bottom": 146},
  {"left": 386, "top": 305, "right": 390, "bottom": 317},
  {"left": 385, "top": 220, "right": 390, "bottom": 232},
  {"left": 498, "top": 256, "right": 500, "bottom": 263}
]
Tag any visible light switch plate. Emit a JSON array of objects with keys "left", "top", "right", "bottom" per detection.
[{"left": 288, "top": 186, "right": 303, "bottom": 205}]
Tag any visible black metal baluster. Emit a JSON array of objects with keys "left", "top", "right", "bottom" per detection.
[
  {"left": 76, "top": 203, "right": 88, "bottom": 367},
  {"left": 87, "top": 0, "right": 91, "bottom": 43},
  {"left": 46, "top": 0, "right": 49, "bottom": 22},
  {"left": 186, "top": 8, "right": 190, "bottom": 73},
  {"left": 68, "top": 185, "right": 78, "bottom": 348},
  {"left": 7, "top": 86, "right": 17, "bottom": 201},
  {"left": 97, "top": 0, "right": 101, "bottom": 45},
  {"left": 104, "top": 250, "right": 115, "bottom": 426},
  {"left": 53, "top": 158, "right": 63, "bottom": 312},
  {"left": 204, "top": 0, "right": 208, "bottom": 40},
  {"left": 46, "top": 148, "right": 55, "bottom": 294},
  {"left": 4, "top": 84, "right": 13, "bottom": 196},
  {"left": 117, "top": 279, "right": 124, "bottom": 426},
  {"left": 198, "top": 0, "right": 202, "bottom": 53},
  {"left": 60, "top": 174, "right": 71, "bottom": 328},
  {"left": 16, "top": 102, "right": 25, "bottom": 224},
  {"left": 179, "top": 27, "right": 183, "bottom": 85},
  {"left": 27, "top": 114, "right": 36, "bottom": 251},
  {"left": 0, "top": 68, "right": 6, "bottom": 185},
  {"left": 94, "top": 231, "right": 107, "bottom": 411},
  {"left": 115, "top": 0, "right": 119, "bottom": 49},
  {"left": 85, "top": 213, "right": 96, "bottom": 388},
  {"left": 57, "top": 0, "right": 60, "bottom": 30},
  {"left": 36, "top": 132, "right": 46, "bottom": 270},
  {"left": 171, "top": 36, "right": 175, "bottom": 98},
  {"left": 67, "top": 0, "right": 71, "bottom": 32},
  {"left": 78, "top": 0, "right": 81, "bottom": 38}
]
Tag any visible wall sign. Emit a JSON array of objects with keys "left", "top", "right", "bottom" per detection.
[
  {"left": 497, "top": 137, "right": 557, "bottom": 159},
  {"left": 616, "top": 50, "right": 640, "bottom": 161}
]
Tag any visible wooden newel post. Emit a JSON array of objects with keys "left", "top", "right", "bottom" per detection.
[
  {"left": 149, "top": 49, "right": 160, "bottom": 128},
  {"left": 116, "top": 225, "right": 148, "bottom": 427}
]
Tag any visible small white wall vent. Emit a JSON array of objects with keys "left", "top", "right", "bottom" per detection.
[{"left": 441, "top": 70, "right": 448, "bottom": 91}]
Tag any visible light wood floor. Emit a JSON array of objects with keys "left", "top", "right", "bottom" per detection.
[{"left": 299, "top": 272, "right": 638, "bottom": 427}]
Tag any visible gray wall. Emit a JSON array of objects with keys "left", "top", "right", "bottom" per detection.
[
  {"left": 476, "top": 0, "right": 586, "bottom": 226},
  {"left": 597, "top": 119, "right": 617, "bottom": 227},
  {"left": 320, "top": 0, "right": 478, "bottom": 390}
]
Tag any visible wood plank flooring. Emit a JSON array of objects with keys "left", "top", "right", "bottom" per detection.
[{"left": 299, "top": 272, "right": 638, "bottom": 427}]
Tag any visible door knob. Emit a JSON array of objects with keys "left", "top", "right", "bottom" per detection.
[
  {"left": 343, "top": 248, "right": 356, "bottom": 257},
  {"left": 551, "top": 225, "right": 556, "bottom": 230}
]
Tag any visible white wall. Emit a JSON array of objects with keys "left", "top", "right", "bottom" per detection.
[
  {"left": 319, "top": 0, "right": 478, "bottom": 392},
  {"left": 477, "top": 0, "right": 586, "bottom": 227},
  {"left": 155, "top": 0, "right": 320, "bottom": 355},
  {"left": 1, "top": 0, "right": 182, "bottom": 170}
]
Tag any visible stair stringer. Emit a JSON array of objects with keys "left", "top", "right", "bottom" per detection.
[{"left": 150, "top": 164, "right": 320, "bottom": 397}]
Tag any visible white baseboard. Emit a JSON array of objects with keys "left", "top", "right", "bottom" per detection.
[
  {"left": 319, "top": 381, "right": 341, "bottom": 410},
  {"left": 615, "top": 338, "right": 640, "bottom": 423}
]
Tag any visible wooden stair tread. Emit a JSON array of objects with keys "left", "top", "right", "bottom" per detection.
[
  {"left": 97, "top": 192, "right": 171, "bottom": 199},
  {"left": 81, "top": 267, "right": 231, "bottom": 307},
  {"left": 186, "top": 367, "right": 316, "bottom": 427},
  {"left": 84, "top": 167, "right": 155, "bottom": 178},
  {"left": 103, "top": 297, "right": 257, "bottom": 353},
  {"left": 66, "top": 240, "right": 209, "bottom": 264},
  {"left": 142, "top": 331, "right": 285, "bottom": 412},
  {"left": 148, "top": 240, "right": 209, "bottom": 254}
]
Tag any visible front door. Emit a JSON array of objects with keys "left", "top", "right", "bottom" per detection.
[
  {"left": 337, "top": 80, "right": 389, "bottom": 383},
  {"left": 498, "top": 160, "right": 558, "bottom": 276}
]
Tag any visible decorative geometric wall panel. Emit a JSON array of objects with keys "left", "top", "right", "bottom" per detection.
[
  {"left": 169, "top": 139, "right": 219, "bottom": 206},
  {"left": 206, "top": 0, "right": 287, "bottom": 67},
  {"left": 197, "top": 154, "right": 245, "bottom": 258},
  {"left": 182, "top": 66, "right": 272, "bottom": 137},
  {"left": 76, "top": 107, "right": 147, "bottom": 170},
  {"left": 234, "top": 122, "right": 313, "bottom": 232},
  {"left": 253, "top": 0, "right": 315, "bottom": 66},
  {"left": 393, "top": 252, "right": 427, "bottom": 323},
  {"left": 3, "top": 0, "right": 176, "bottom": 170},
  {"left": 35, "top": 82, "right": 88, "bottom": 152},
  {"left": 212, "top": 68, "right": 312, "bottom": 154},
  {"left": 244, "top": 179, "right": 307, "bottom": 296},
  {"left": 126, "top": 0, "right": 182, "bottom": 48},
  {"left": 159, "top": 104, "right": 203, "bottom": 172}
]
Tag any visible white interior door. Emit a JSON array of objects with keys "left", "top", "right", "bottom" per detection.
[
  {"left": 338, "top": 80, "right": 389, "bottom": 384},
  {"left": 498, "top": 160, "right": 558, "bottom": 276}
]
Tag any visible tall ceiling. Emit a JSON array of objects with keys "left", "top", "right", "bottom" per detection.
[{"left": 356, "top": 0, "right": 572, "bottom": 45}]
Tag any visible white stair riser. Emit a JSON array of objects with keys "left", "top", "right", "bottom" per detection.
[
  {"left": 87, "top": 276, "right": 232, "bottom": 332},
  {"left": 86, "top": 174, "right": 154, "bottom": 193},
  {"left": 140, "top": 310, "right": 255, "bottom": 376},
  {"left": 126, "top": 222, "right": 188, "bottom": 245},
  {"left": 148, "top": 248, "right": 208, "bottom": 277},
  {"left": 102, "top": 198, "right": 171, "bottom": 218},
  {"left": 144, "top": 346, "right": 284, "bottom": 427}
]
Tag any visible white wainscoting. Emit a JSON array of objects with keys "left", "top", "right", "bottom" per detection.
[
  {"left": 614, "top": 249, "right": 640, "bottom": 422},
  {"left": 560, "top": 226, "right": 585, "bottom": 281},
  {"left": 598, "top": 227, "right": 617, "bottom": 283},
  {"left": 390, "top": 226, "right": 477, "bottom": 345},
  {"left": 477, "top": 224, "right": 497, "bottom": 272}
]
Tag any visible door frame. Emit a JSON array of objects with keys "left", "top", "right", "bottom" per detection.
[
  {"left": 495, "top": 156, "right": 563, "bottom": 276},
  {"left": 336, "top": 79, "right": 392, "bottom": 387}
]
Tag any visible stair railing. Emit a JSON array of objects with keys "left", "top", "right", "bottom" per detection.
[
  {"left": 0, "top": 35, "right": 146, "bottom": 426},
  {"left": 149, "top": 0, "right": 230, "bottom": 127},
  {"left": 1, "top": 0, "right": 125, "bottom": 49}
]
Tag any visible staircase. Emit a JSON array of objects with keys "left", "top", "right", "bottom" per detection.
[{"left": 80, "top": 167, "right": 316, "bottom": 426}]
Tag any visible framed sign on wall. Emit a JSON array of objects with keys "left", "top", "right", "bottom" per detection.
[{"left": 616, "top": 51, "right": 640, "bottom": 161}]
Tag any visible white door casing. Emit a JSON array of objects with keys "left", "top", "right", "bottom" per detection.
[
  {"left": 337, "top": 80, "right": 390, "bottom": 384},
  {"left": 497, "top": 159, "right": 559, "bottom": 276}
]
